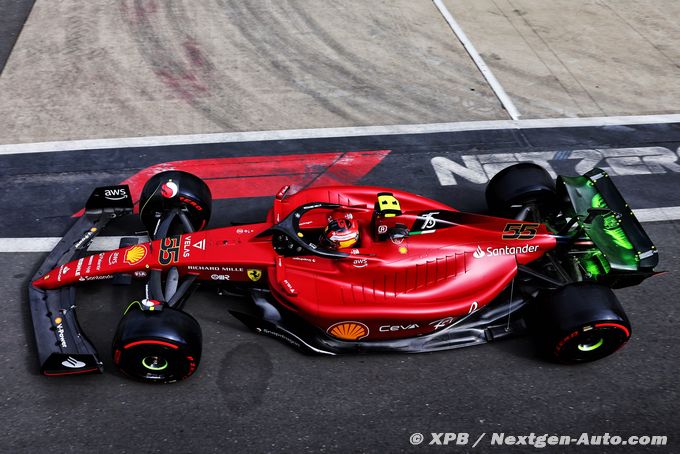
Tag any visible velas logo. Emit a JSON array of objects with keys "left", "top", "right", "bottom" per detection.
[
  {"left": 473, "top": 244, "right": 539, "bottom": 258},
  {"left": 161, "top": 181, "right": 178, "bottom": 198},
  {"left": 124, "top": 245, "right": 147, "bottom": 265}
]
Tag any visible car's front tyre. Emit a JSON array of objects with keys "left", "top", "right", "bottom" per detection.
[{"left": 112, "top": 306, "right": 202, "bottom": 383}]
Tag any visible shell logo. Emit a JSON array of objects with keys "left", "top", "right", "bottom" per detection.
[
  {"left": 327, "top": 321, "right": 369, "bottom": 341},
  {"left": 124, "top": 245, "right": 147, "bottom": 265}
]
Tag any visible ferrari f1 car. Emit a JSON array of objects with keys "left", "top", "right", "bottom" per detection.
[{"left": 29, "top": 163, "right": 659, "bottom": 382}]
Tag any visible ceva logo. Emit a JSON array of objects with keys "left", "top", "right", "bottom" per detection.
[{"left": 473, "top": 245, "right": 485, "bottom": 259}]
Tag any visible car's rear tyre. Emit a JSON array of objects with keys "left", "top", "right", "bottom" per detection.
[
  {"left": 139, "top": 170, "right": 212, "bottom": 236},
  {"left": 112, "top": 306, "right": 202, "bottom": 383},
  {"left": 485, "top": 163, "right": 557, "bottom": 217},
  {"left": 527, "top": 283, "right": 631, "bottom": 363}
]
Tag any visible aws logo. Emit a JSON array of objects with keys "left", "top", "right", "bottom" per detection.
[{"left": 104, "top": 188, "right": 128, "bottom": 201}]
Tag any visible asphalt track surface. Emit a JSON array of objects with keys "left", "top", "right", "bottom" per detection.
[
  {"left": 0, "top": 0, "right": 34, "bottom": 74},
  {"left": 2, "top": 124, "right": 679, "bottom": 453}
]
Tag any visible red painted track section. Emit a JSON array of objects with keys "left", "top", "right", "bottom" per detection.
[{"left": 74, "top": 150, "right": 389, "bottom": 216}]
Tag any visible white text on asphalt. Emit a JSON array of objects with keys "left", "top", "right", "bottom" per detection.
[{"left": 432, "top": 147, "right": 680, "bottom": 185}]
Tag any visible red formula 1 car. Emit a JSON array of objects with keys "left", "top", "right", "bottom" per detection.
[{"left": 29, "top": 164, "right": 659, "bottom": 382}]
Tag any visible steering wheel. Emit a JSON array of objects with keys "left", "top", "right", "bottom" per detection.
[{"left": 271, "top": 202, "right": 350, "bottom": 258}]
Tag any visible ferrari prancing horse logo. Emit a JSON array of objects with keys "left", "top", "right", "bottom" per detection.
[{"left": 247, "top": 269, "right": 262, "bottom": 282}]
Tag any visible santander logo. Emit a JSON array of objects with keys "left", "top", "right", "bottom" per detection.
[
  {"left": 473, "top": 246, "right": 486, "bottom": 259},
  {"left": 473, "top": 244, "right": 540, "bottom": 259}
]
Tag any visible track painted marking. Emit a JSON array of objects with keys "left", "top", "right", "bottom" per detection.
[
  {"left": 72, "top": 150, "right": 390, "bottom": 216},
  {"left": 634, "top": 207, "right": 680, "bottom": 223},
  {"left": 1, "top": 208, "right": 677, "bottom": 253},
  {"left": 1, "top": 114, "right": 680, "bottom": 155},
  {"left": 432, "top": 0, "right": 520, "bottom": 120},
  {"left": 432, "top": 146, "right": 680, "bottom": 185},
  {"left": 0, "top": 236, "right": 148, "bottom": 253},
  {"left": 112, "top": 150, "right": 388, "bottom": 200}
]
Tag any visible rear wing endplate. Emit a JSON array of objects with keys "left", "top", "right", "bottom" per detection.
[{"left": 557, "top": 168, "right": 658, "bottom": 271}]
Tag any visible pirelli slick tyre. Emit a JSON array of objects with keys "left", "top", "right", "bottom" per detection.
[
  {"left": 528, "top": 283, "right": 631, "bottom": 363},
  {"left": 139, "top": 171, "right": 212, "bottom": 235},
  {"left": 485, "top": 163, "right": 557, "bottom": 217},
  {"left": 112, "top": 306, "right": 202, "bottom": 383}
]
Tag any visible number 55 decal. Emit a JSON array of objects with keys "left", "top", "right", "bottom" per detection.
[
  {"left": 502, "top": 223, "right": 540, "bottom": 240},
  {"left": 159, "top": 236, "right": 181, "bottom": 265}
]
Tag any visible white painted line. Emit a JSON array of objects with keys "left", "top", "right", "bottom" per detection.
[
  {"left": 0, "top": 208, "right": 677, "bottom": 253},
  {"left": 432, "top": 0, "right": 521, "bottom": 120},
  {"left": 0, "top": 236, "right": 149, "bottom": 253},
  {"left": 1, "top": 114, "right": 680, "bottom": 155},
  {"left": 632, "top": 207, "right": 680, "bottom": 223}
]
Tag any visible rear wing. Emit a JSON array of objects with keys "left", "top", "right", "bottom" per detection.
[
  {"left": 557, "top": 168, "right": 658, "bottom": 272},
  {"left": 28, "top": 185, "right": 133, "bottom": 376}
]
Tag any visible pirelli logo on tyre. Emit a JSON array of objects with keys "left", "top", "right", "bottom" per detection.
[{"left": 327, "top": 321, "right": 369, "bottom": 341}]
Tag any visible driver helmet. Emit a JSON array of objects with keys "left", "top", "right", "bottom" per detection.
[{"left": 324, "top": 216, "right": 360, "bottom": 249}]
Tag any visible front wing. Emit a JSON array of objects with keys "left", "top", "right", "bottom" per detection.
[{"left": 28, "top": 186, "right": 133, "bottom": 376}]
